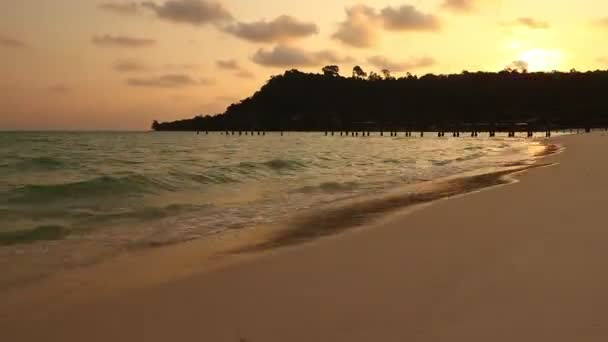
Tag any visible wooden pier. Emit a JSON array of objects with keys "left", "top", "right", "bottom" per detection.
[{"left": 188, "top": 126, "right": 600, "bottom": 138}]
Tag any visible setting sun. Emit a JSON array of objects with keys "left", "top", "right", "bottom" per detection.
[{"left": 518, "top": 48, "right": 565, "bottom": 72}]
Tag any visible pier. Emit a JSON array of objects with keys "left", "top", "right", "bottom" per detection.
[
  {"left": 183, "top": 123, "right": 602, "bottom": 138},
  {"left": 189, "top": 128, "right": 597, "bottom": 138}
]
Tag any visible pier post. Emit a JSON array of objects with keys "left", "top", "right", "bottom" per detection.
[{"left": 420, "top": 132, "right": 424, "bottom": 137}]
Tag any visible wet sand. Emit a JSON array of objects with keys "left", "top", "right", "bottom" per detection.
[{"left": 3, "top": 132, "right": 608, "bottom": 341}]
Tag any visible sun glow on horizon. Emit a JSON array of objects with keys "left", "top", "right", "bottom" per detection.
[{"left": 518, "top": 48, "right": 565, "bottom": 72}]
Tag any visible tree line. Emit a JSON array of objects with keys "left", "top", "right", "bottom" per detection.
[{"left": 152, "top": 65, "right": 608, "bottom": 132}]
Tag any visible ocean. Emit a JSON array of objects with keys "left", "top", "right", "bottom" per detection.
[{"left": 0, "top": 131, "right": 556, "bottom": 288}]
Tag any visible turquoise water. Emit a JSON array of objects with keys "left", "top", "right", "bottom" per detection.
[{"left": 0, "top": 131, "right": 551, "bottom": 286}]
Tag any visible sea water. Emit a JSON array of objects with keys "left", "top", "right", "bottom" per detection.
[{"left": 0, "top": 131, "right": 554, "bottom": 287}]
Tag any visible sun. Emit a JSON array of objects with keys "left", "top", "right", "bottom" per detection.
[{"left": 518, "top": 49, "right": 564, "bottom": 72}]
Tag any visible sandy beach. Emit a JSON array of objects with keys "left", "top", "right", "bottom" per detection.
[{"left": 3, "top": 132, "right": 608, "bottom": 341}]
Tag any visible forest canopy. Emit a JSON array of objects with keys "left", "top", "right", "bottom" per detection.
[{"left": 153, "top": 66, "right": 608, "bottom": 132}]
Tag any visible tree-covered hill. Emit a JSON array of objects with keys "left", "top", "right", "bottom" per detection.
[{"left": 152, "top": 66, "right": 608, "bottom": 132}]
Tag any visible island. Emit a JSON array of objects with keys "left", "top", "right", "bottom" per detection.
[{"left": 152, "top": 66, "right": 608, "bottom": 132}]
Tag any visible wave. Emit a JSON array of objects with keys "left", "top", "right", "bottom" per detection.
[
  {"left": 0, "top": 225, "right": 69, "bottom": 246},
  {"left": 431, "top": 152, "right": 485, "bottom": 166},
  {"left": 7, "top": 175, "right": 176, "bottom": 204},
  {"left": 454, "top": 152, "right": 486, "bottom": 162},
  {"left": 69, "top": 203, "right": 212, "bottom": 222},
  {"left": 294, "top": 181, "right": 360, "bottom": 194},
  {"left": 240, "top": 159, "right": 306, "bottom": 170},
  {"left": 169, "top": 170, "right": 239, "bottom": 185},
  {"left": 263, "top": 159, "right": 307, "bottom": 170},
  {"left": 244, "top": 164, "right": 549, "bottom": 251},
  {"left": 0, "top": 157, "right": 66, "bottom": 172},
  {"left": 431, "top": 159, "right": 453, "bottom": 166}
]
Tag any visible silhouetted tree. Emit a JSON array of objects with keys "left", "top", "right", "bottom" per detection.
[
  {"left": 322, "top": 65, "right": 340, "bottom": 77},
  {"left": 381, "top": 69, "right": 394, "bottom": 80},
  {"left": 352, "top": 66, "right": 367, "bottom": 79},
  {"left": 152, "top": 120, "right": 160, "bottom": 130},
  {"left": 368, "top": 71, "right": 382, "bottom": 81}
]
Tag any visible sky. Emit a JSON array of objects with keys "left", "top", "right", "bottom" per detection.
[{"left": 1, "top": 0, "right": 608, "bottom": 130}]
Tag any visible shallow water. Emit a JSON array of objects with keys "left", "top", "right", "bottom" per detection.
[{"left": 0, "top": 131, "right": 554, "bottom": 287}]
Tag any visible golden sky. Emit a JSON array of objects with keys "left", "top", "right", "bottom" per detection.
[{"left": 1, "top": 0, "right": 608, "bottom": 130}]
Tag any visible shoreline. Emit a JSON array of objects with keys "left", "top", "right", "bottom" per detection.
[{"left": 0, "top": 139, "right": 563, "bottom": 323}]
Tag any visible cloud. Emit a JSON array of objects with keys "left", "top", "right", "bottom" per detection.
[
  {"left": 380, "top": 5, "right": 440, "bottom": 31},
  {"left": 503, "top": 17, "right": 550, "bottom": 29},
  {"left": 332, "top": 4, "right": 440, "bottom": 48},
  {"left": 332, "top": 5, "right": 380, "bottom": 48},
  {"left": 98, "top": 2, "right": 140, "bottom": 15},
  {"left": 224, "top": 15, "right": 318, "bottom": 43},
  {"left": 127, "top": 74, "right": 213, "bottom": 87},
  {"left": 113, "top": 60, "right": 200, "bottom": 73},
  {"left": 92, "top": 34, "right": 156, "bottom": 47},
  {"left": 252, "top": 45, "right": 354, "bottom": 68},
  {"left": 48, "top": 84, "right": 71, "bottom": 93},
  {"left": 216, "top": 59, "right": 240, "bottom": 70},
  {"left": 113, "top": 59, "right": 149, "bottom": 72},
  {"left": 141, "top": 0, "right": 232, "bottom": 26},
  {"left": 367, "top": 55, "right": 436, "bottom": 72},
  {"left": 216, "top": 59, "right": 256, "bottom": 78},
  {"left": 235, "top": 70, "right": 255, "bottom": 79},
  {"left": 0, "top": 35, "right": 26, "bottom": 49},
  {"left": 163, "top": 63, "right": 199, "bottom": 70},
  {"left": 442, "top": 0, "right": 476, "bottom": 13}
]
